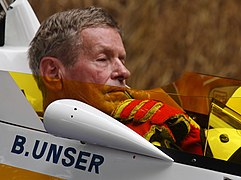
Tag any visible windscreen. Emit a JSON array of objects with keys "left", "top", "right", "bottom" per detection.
[{"left": 9, "top": 71, "right": 241, "bottom": 174}]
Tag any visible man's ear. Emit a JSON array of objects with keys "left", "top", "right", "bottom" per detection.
[{"left": 40, "top": 57, "right": 64, "bottom": 91}]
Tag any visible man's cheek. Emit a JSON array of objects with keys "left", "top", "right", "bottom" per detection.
[{"left": 94, "top": 72, "right": 110, "bottom": 85}]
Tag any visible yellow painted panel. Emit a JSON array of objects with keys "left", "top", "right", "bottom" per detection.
[
  {"left": 10, "top": 72, "right": 43, "bottom": 114},
  {"left": 0, "top": 164, "right": 61, "bottom": 179}
]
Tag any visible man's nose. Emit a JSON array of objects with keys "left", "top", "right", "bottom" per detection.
[{"left": 111, "top": 59, "right": 131, "bottom": 80}]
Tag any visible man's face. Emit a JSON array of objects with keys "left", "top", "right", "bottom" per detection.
[{"left": 64, "top": 27, "right": 131, "bottom": 87}]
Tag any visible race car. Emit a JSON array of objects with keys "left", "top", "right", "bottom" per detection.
[{"left": 1, "top": 0, "right": 241, "bottom": 179}]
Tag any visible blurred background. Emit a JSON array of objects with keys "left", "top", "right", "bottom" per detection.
[{"left": 28, "top": 0, "right": 241, "bottom": 90}]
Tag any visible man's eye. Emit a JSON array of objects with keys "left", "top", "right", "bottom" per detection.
[
  {"left": 120, "top": 58, "right": 126, "bottom": 65},
  {"left": 96, "top": 58, "right": 109, "bottom": 67},
  {"left": 119, "top": 55, "right": 126, "bottom": 64},
  {"left": 97, "top": 58, "right": 107, "bottom": 61}
]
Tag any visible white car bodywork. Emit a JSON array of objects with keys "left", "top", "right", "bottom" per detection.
[{"left": 0, "top": 0, "right": 241, "bottom": 179}]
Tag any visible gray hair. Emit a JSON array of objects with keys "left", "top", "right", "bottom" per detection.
[{"left": 28, "top": 6, "right": 121, "bottom": 93}]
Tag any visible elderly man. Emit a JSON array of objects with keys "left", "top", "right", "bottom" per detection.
[{"left": 28, "top": 6, "right": 203, "bottom": 155}]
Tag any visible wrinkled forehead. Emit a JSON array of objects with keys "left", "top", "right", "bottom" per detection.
[{"left": 79, "top": 27, "right": 125, "bottom": 51}]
